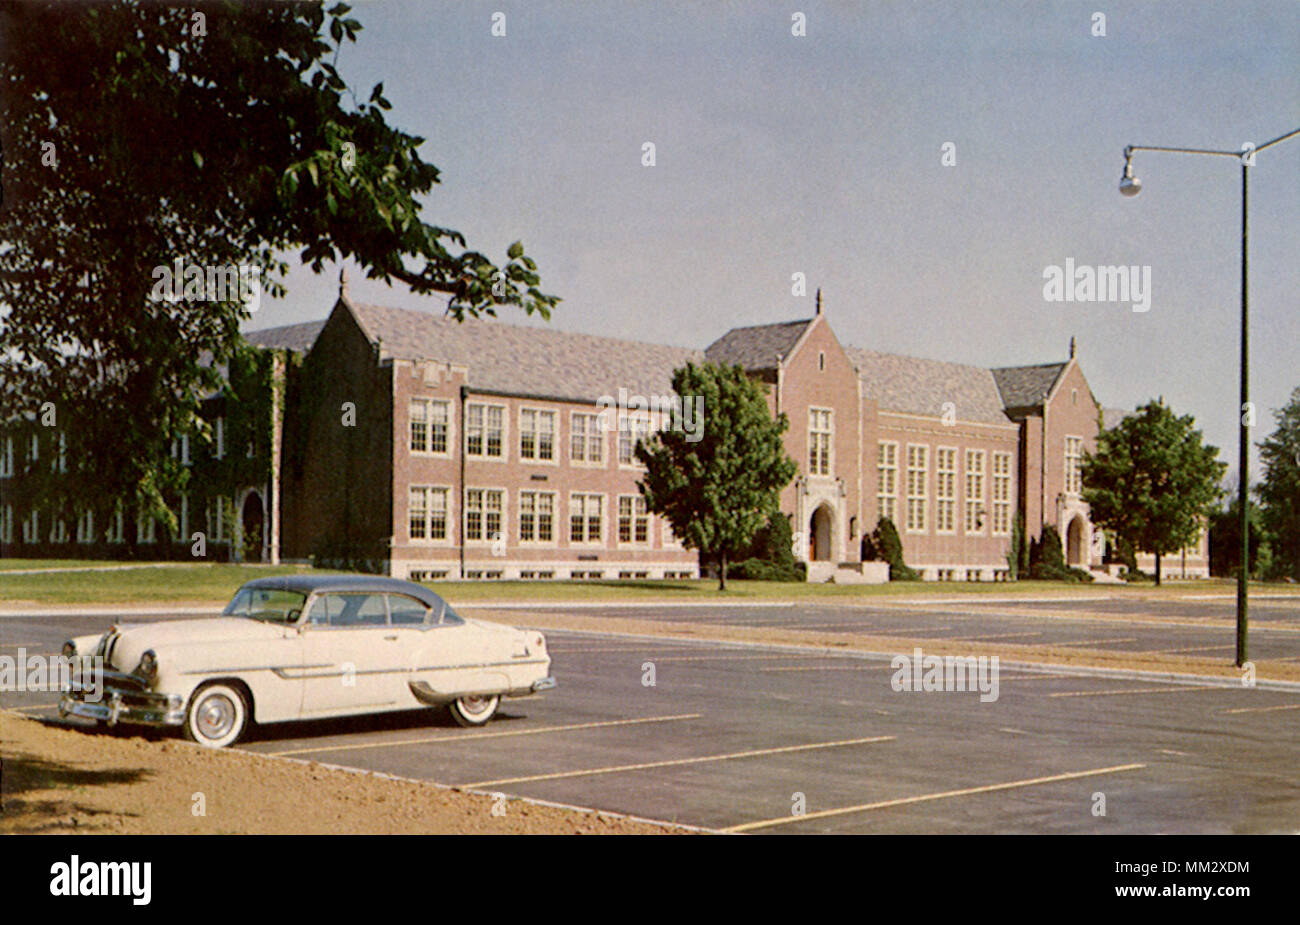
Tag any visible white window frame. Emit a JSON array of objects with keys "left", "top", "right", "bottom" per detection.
[
  {"left": 464, "top": 487, "right": 506, "bottom": 545},
  {"left": 964, "top": 449, "right": 986, "bottom": 535},
  {"left": 809, "top": 408, "right": 833, "bottom": 476},
  {"left": 465, "top": 403, "right": 506, "bottom": 460},
  {"left": 935, "top": 446, "right": 957, "bottom": 534},
  {"left": 519, "top": 408, "right": 557, "bottom": 464},
  {"left": 409, "top": 398, "right": 452, "bottom": 457},
  {"left": 570, "top": 412, "right": 606, "bottom": 467},
  {"left": 617, "top": 494, "right": 651, "bottom": 546},
  {"left": 0, "top": 436, "right": 12, "bottom": 478},
  {"left": 569, "top": 493, "right": 604, "bottom": 545},
  {"left": 617, "top": 412, "right": 653, "bottom": 468},
  {"left": 992, "top": 451, "right": 1012, "bottom": 536},
  {"left": 408, "top": 485, "right": 451, "bottom": 543},
  {"left": 877, "top": 441, "right": 898, "bottom": 524},
  {"left": 76, "top": 509, "right": 95, "bottom": 544},
  {"left": 1065, "top": 435, "right": 1084, "bottom": 496},
  {"left": 906, "top": 444, "right": 929, "bottom": 534},
  {"left": 519, "top": 490, "right": 557, "bottom": 544}
]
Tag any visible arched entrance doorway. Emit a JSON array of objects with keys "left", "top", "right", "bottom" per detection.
[
  {"left": 1066, "top": 516, "right": 1085, "bottom": 566},
  {"left": 809, "top": 505, "right": 833, "bottom": 561},
  {"left": 241, "top": 491, "right": 264, "bottom": 563}
]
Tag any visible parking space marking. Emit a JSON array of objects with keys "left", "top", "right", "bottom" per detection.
[
  {"left": 1219, "top": 702, "right": 1300, "bottom": 715},
  {"left": 1053, "top": 637, "right": 1138, "bottom": 647},
  {"left": 1048, "top": 686, "right": 1225, "bottom": 699},
  {"left": 460, "top": 735, "right": 896, "bottom": 789},
  {"left": 1138, "top": 644, "right": 1235, "bottom": 655},
  {"left": 549, "top": 646, "right": 718, "bottom": 654},
  {"left": 641, "top": 653, "right": 844, "bottom": 663},
  {"left": 760, "top": 664, "right": 894, "bottom": 672},
  {"left": 261, "top": 713, "right": 703, "bottom": 757},
  {"left": 722, "top": 762, "right": 1147, "bottom": 833},
  {"left": 948, "top": 632, "right": 1043, "bottom": 642}
]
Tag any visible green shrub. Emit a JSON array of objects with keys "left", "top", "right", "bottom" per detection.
[{"left": 867, "top": 516, "right": 920, "bottom": 581}]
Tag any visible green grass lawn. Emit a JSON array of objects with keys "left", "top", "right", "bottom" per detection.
[{"left": 0, "top": 560, "right": 1283, "bottom": 607}]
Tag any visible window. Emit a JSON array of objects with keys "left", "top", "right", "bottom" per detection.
[
  {"left": 388, "top": 594, "right": 430, "bottom": 626},
  {"left": 809, "top": 409, "right": 832, "bottom": 476},
  {"left": 21, "top": 510, "right": 38, "bottom": 544},
  {"left": 935, "top": 448, "right": 956, "bottom": 533},
  {"left": 818, "top": 351, "right": 825, "bottom": 371},
  {"left": 1065, "top": 436, "right": 1084, "bottom": 495},
  {"left": 519, "top": 490, "right": 555, "bottom": 542},
  {"left": 215, "top": 417, "right": 225, "bottom": 460},
  {"left": 618, "top": 414, "right": 651, "bottom": 466},
  {"left": 0, "top": 436, "right": 11, "bottom": 477},
  {"left": 56, "top": 433, "right": 67, "bottom": 473},
  {"left": 906, "top": 444, "right": 928, "bottom": 533},
  {"left": 410, "top": 399, "right": 450, "bottom": 455},
  {"left": 29, "top": 433, "right": 38, "bottom": 462},
  {"left": 171, "top": 435, "right": 191, "bottom": 466},
  {"left": 465, "top": 488, "right": 503, "bottom": 542},
  {"left": 877, "top": 441, "right": 898, "bottom": 523},
  {"left": 210, "top": 496, "right": 226, "bottom": 542},
  {"left": 135, "top": 510, "right": 152, "bottom": 544},
  {"left": 0, "top": 505, "right": 10, "bottom": 544},
  {"left": 307, "top": 593, "right": 387, "bottom": 628},
  {"left": 76, "top": 510, "right": 95, "bottom": 544},
  {"left": 618, "top": 495, "right": 650, "bottom": 545},
  {"left": 50, "top": 516, "right": 68, "bottom": 544},
  {"left": 571, "top": 413, "right": 604, "bottom": 464},
  {"left": 409, "top": 486, "right": 449, "bottom": 541},
  {"left": 662, "top": 519, "right": 683, "bottom": 548},
  {"left": 519, "top": 409, "right": 555, "bottom": 461},
  {"left": 992, "top": 452, "right": 1012, "bottom": 536},
  {"left": 965, "top": 450, "right": 986, "bottom": 534},
  {"left": 466, "top": 403, "right": 505, "bottom": 458},
  {"left": 570, "top": 493, "right": 603, "bottom": 544}
]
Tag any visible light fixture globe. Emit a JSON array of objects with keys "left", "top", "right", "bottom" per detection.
[{"left": 1119, "top": 154, "right": 1141, "bottom": 197}]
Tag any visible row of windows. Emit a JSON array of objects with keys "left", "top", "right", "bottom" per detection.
[
  {"left": 0, "top": 497, "right": 232, "bottom": 546},
  {"left": 409, "top": 401, "right": 659, "bottom": 467},
  {"left": 877, "top": 443, "right": 1015, "bottom": 536},
  {"left": 407, "top": 487, "right": 674, "bottom": 548}
]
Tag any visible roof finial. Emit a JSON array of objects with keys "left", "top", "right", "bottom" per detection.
[
  {"left": 815, "top": 287, "right": 823, "bottom": 315},
  {"left": 339, "top": 265, "right": 350, "bottom": 298},
  {"left": 1069, "top": 335, "right": 1076, "bottom": 359}
]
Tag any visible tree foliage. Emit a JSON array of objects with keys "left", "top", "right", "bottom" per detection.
[
  {"left": 0, "top": 0, "right": 558, "bottom": 529},
  {"left": 1257, "top": 386, "right": 1300, "bottom": 580},
  {"left": 636, "top": 363, "right": 797, "bottom": 590},
  {"left": 862, "top": 516, "right": 918, "bottom": 581},
  {"left": 1082, "top": 399, "right": 1225, "bottom": 584}
]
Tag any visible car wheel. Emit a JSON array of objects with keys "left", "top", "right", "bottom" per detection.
[
  {"left": 449, "top": 694, "right": 500, "bottom": 727},
  {"left": 183, "top": 683, "right": 248, "bottom": 748}
]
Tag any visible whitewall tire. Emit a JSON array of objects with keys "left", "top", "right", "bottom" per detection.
[
  {"left": 448, "top": 694, "right": 499, "bottom": 727},
  {"left": 183, "top": 683, "right": 249, "bottom": 748}
]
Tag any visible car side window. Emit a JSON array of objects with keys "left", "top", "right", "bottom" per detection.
[
  {"left": 388, "top": 594, "right": 430, "bottom": 626},
  {"left": 308, "top": 593, "right": 388, "bottom": 628}
]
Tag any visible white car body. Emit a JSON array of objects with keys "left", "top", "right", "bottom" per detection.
[{"left": 59, "top": 576, "right": 554, "bottom": 746}]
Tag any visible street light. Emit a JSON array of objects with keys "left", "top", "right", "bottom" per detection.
[{"left": 1119, "top": 125, "right": 1300, "bottom": 667}]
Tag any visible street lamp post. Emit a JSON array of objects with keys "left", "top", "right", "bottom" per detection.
[{"left": 1119, "top": 126, "right": 1300, "bottom": 667}]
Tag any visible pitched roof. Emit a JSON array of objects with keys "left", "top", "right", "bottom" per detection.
[
  {"left": 244, "top": 320, "right": 327, "bottom": 353},
  {"left": 845, "top": 348, "right": 1013, "bottom": 426},
  {"left": 1101, "top": 406, "right": 1134, "bottom": 429},
  {"left": 991, "top": 362, "right": 1068, "bottom": 412},
  {"left": 704, "top": 319, "right": 813, "bottom": 371},
  {"left": 346, "top": 300, "right": 702, "bottom": 403}
]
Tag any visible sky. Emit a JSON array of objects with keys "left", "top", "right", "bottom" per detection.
[{"left": 251, "top": 0, "right": 1300, "bottom": 484}]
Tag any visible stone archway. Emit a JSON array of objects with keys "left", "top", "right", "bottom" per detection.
[
  {"left": 809, "top": 504, "right": 834, "bottom": 562},
  {"left": 240, "top": 490, "right": 265, "bottom": 563},
  {"left": 1066, "top": 515, "right": 1085, "bottom": 566}
]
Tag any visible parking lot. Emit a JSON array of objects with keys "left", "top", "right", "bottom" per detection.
[{"left": 4, "top": 597, "right": 1300, "bottom": 833}]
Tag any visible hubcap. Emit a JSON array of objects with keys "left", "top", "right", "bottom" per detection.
[
  {"left": 461, "top": 695, "right": 492, "bottom": 715},
  {"left": 196, "top": 694, "right": 236, "bottom": 739}
]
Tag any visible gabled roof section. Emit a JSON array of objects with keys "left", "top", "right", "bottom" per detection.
[
  {"left": 244, "top": 320, "right": 327, "bottom": 353},
  {"left": 346, "top": 300, "right": 702, "bottom": 403},
  {"left": 846, "top": 347, "right": 1013, "bottom": 426},
  {"left": 991, "top": 362, "right": 1068, "bottom": 413},
  {"left": 704, "top": 319, "right": 814, "bottom": 372}
]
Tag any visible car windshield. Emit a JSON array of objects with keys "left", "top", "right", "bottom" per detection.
[{"left": 223, "top": 588, "right": 308, "bottom": 624}]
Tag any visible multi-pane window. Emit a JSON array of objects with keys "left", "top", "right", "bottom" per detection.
[
  {"left": 570, "top": 493, "right": 603, "bottom": 544},
  {"left": 1065, "top": 436, "right": 1084, "bottom": 495},
  {"left": 877, "top": 441, "right": 898, "bottom": 523},
  {"left": 935, "top": 448, "right": 956, "bottom": 533},
  {"left": 965, "top": 450, "right": 986, "bottom": 534},
  {"left": 409, "top": 486, "right": 449, "bottom": 540},
  {"left": 466, "top": 404, "right": 504, "bottom": 458},
  {"left": 410, "top": 399, "right": 450, "bottom": 454},
  {"left": 809, "top": 408, "right": 832, "bottom": 476},
  {"left": 992, "top": 452, "right": 1012, "bottom": 535},
  {"left": 0, "top": 505, "right": 11, "bottom": 544},
  {"left": 618, "top": 414, "right": 651, "bottom": 466},
  {"left": 76, "top": 510, "right": 95, "bottom": 544},
  {"left": 618, "top": 495, "right": 650, "bottom": 544},
  {"left": 464, "top": 488, "right": 503, "bottom": 542},
  {"left": 0, "top": 436, "right": 12, "bottom": 477},
  {"left": 906, "top": 444, "right": 928, "bottom": 533},
  {"left": 571, "top": 413, "right": 604, "bottom": 464},
  {"left": 519, "top": 491, "right": 555, "bottom": 542},
  {"left": 21, "top": 510, "right": 38, "bottom": 544},
  {"left": 50, "top": 516, "right": 68, "bottom": 544},
  {"left": 135, "top": 509, "right": 153, "bottom": 544},
  {"left": 519, "top": 409, "right": 555, "bottom": 461}
]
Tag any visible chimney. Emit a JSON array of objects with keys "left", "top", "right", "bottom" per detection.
[
  {"left": 815, "top": 287, "right": 823, "bottom": 315},
  {"left": 1069, "top": 335, "right": 1076, "bottom": 359},
  {"left": 339, "top": 266, "right": 350, "bottom": 299}
]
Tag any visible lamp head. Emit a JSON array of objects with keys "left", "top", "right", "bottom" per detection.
[{"left": 1119, "top": 148, "right": 1141, "bottom": 197}]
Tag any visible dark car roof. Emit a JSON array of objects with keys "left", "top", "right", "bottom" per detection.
[{"left": 237, "top": 574, "right": 446, "bottom": 609}]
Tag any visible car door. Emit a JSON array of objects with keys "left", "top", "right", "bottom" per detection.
[{"left": 299, "top": 592, "right": 406, "bottom": 716}]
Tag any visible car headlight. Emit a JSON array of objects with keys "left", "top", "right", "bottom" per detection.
[{"left": 135, "top": 650, "right": 158, "bottom": 683}]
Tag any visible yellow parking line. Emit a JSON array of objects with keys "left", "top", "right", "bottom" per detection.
[
  {"left": 264, "top": 713, "right": 702, "bottom": 757},
  {"left": 723, "top": 762, "right": 1147, "bottom": 833},
  {"left": 461, "top": 735, "right": 895, "bottom": 789},
  {"left": 1048, "top": 686, "right": 1224, "bottom": 698},
  {"left": 1137, "top": 644, "right": 1235, "bottom": 655},
  {"left": 1219, "top": 702, "right": 1300, "bottom": 715}
]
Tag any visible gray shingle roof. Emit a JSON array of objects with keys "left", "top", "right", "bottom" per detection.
[
  {"left": 244, "top": 321, "right": 327, "bottom": 353},
  {"left": 347, "top": 300, "right": 702, "bottom": 403},
  {"left": 1101, "top": 406, "right": 1134, "bottom": 429},
  {"left": 991, "top": 363, "right": 1067, "bottom": 412},
  {"left": 704, "top": 319, "right": 813, "bottom": 371},
  {"left": 846, "top": 348, "right": 1014, "bottom": 426}
]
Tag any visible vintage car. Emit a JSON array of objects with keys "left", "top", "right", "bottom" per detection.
[{"left": 59, "top": 575, "right": 554, "bottom": 747}]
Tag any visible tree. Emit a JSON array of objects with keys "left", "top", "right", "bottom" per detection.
[
  {"left": 864, "top": 517, "right": 919, "bottom": 581},
  {"left": 1082, "top": 399, "right": 1225, "bottom": 585},
  {"left": 636, "top": 363, "right": 797, "bottom": 590},
  {"left": 0, "top": 1, "right": 558, "bottom": 536},
  {"left": 1208, "top": 495, "right": 1266, "bottom": 579},
  {"left": 1257, "top": 387, "right": 1300, "bottom": 580}
]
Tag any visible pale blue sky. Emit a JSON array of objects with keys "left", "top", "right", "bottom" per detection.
[{"left": 252, "top": 0, "right": 1300, "bottom": 483}]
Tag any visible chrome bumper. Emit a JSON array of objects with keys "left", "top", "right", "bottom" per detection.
[
  {"left": 59, "top": 684, "right": 186, "bottom": 727},
  {"left": 530, "top": 676, "right": 557, "bottom": 693}
]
